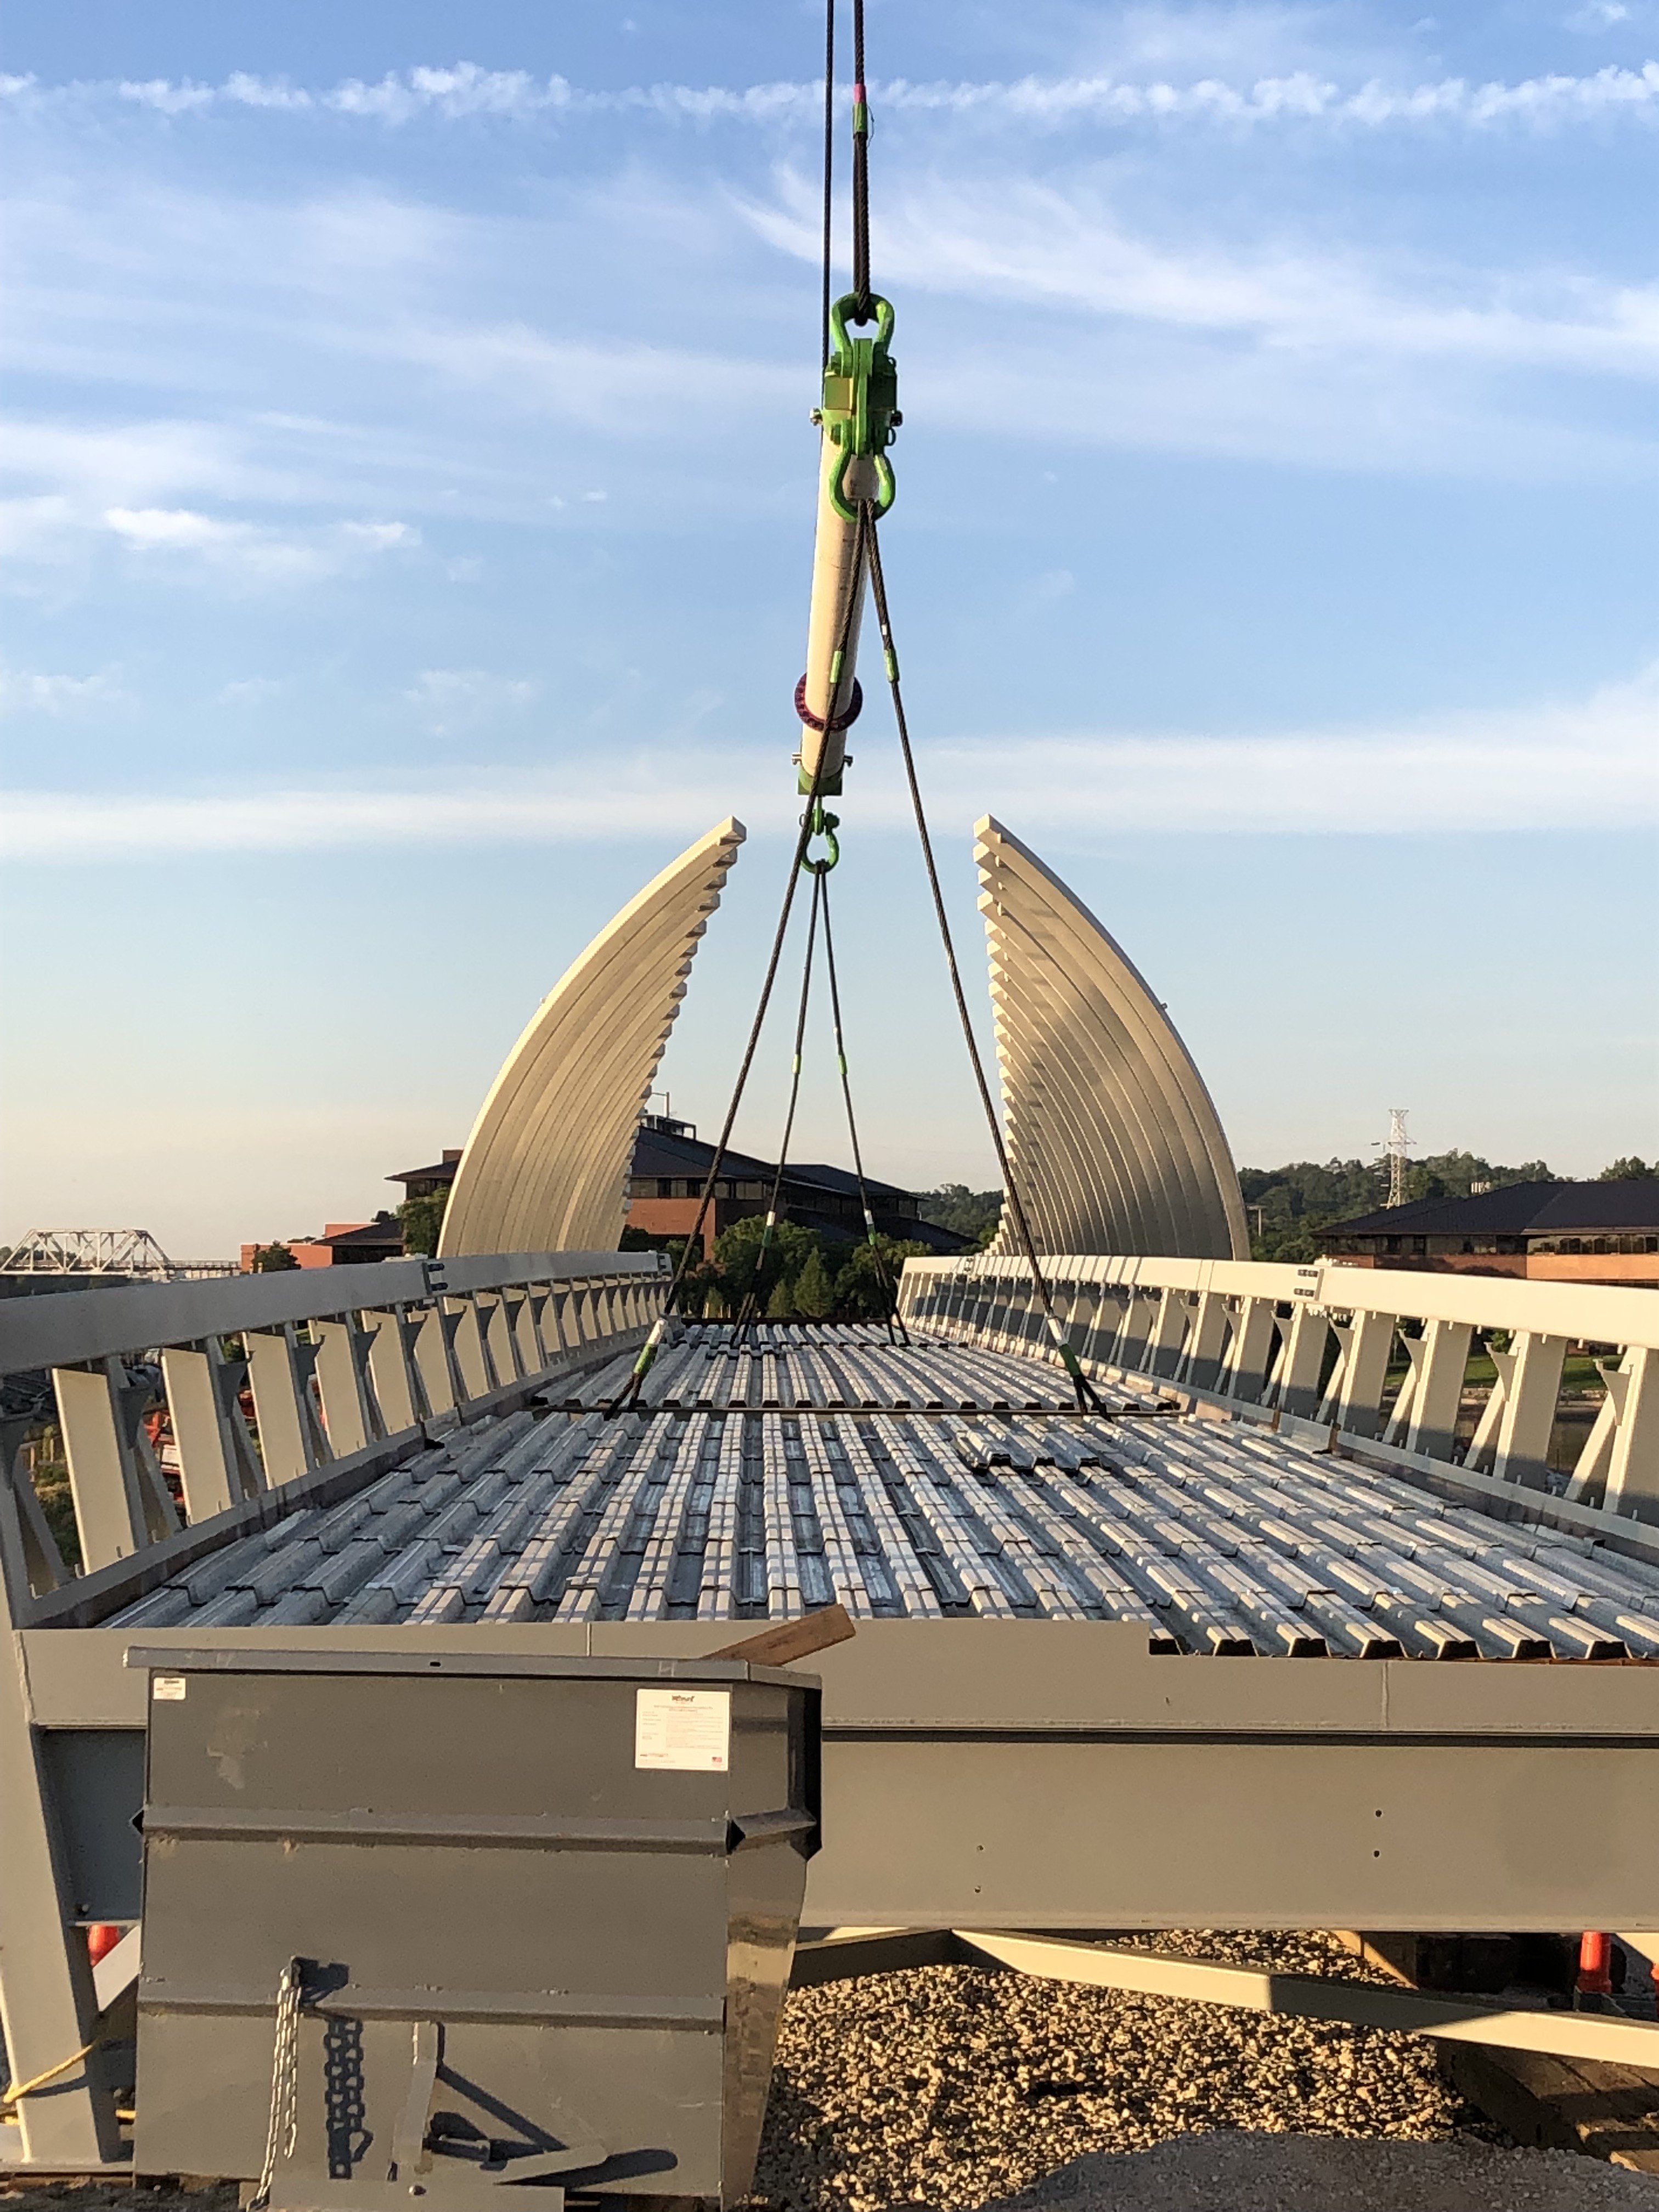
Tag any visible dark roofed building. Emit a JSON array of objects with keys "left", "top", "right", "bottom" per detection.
[
  {"left": 625, "top": 1114, "right": 967, "bottom": 1258},
  {"left": 381, "top": 1117, "right": 968, "bottom": 1260},
  {"left": 388, "top": 1149, "right": 464, "bottom": 1202},
  {"left": 1321, "top": 1180, "right": 1659, "bottom": 1288}
]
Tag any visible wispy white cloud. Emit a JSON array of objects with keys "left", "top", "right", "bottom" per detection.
[
  {"left": 0, "top": 659, "right": 128, "bottom": 716},
  {"left": 101, "top": 505, "right": 421, "bottom": 581},
  {"left": 5, "top": 58, "right": 1657, "bottom": 133},
  {"left": 404, "top": 668, "right": 538, "bottom": 733},
  {"left": 745, "top": 172, "right": 1659, "bottom": 387},
  {"left": 5, "top": 666, "right": 1650, "bottom": 856}
]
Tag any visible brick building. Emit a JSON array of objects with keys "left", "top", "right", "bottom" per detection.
[{"left": 1319, "top": 1180, "right": 1659, "bottom": 1288}]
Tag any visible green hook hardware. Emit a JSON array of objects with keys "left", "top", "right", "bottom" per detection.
[
  {"left": 816, "top": 292, "right": 900, "bottom": 523},
  {"left": 802, "top": 802, "right": 840, "bottom": 874}
]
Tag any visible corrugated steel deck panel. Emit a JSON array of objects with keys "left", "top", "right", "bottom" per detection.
[{"left": 108, "top": 1325, "right": 1659, "bottom": 1660}]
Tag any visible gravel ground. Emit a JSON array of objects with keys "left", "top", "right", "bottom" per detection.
[
  {"left": 9, "top": 1935, "right": 1654, "bottom": 2212},
  {"left": 749, "top": 1932, "right": 1522, "bottom": 2212},
  {"left": 991, "top": 2134, "right": 1659, "bottom": 2210}
]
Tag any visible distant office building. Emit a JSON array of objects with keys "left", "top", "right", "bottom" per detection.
[
  {"left": 391, "top": 1149, "right": 464, "bottom": 1201},
  {"left": 385, "top": 1115, "right": 966, "bottom": 1262},
  {"left": 239, "top": 1214, "right": 404, "bottom": 1271},
  {"left": 624, "top": 1113, "right": 966, "bottom": 1259},
  {"left": 1320, "top": 1180, "right": 1659, "bottom": 1288}
]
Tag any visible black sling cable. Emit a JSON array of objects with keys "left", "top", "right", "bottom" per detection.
[
  {"left": 606, "top": 505, "right": 872, "bottom": 1415},
  {"left": 732, "top": 866, "right": 824, "bottom": 1349},
  {"left": 819, "top": 870, "right": 907, "bottom": 1342},
  {"left": 821, "top": 0, "right": 836, "bottom": 370},
  {"left": 862, "top": 510, "right": 1108, "bottom": 1413},
  {"left": 850, "top": 0, "right": 871, "bottom": 322}
]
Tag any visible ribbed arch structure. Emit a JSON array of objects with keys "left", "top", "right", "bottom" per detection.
[
  {"left": 976, "top": 816, "right": 1249, "bottom": 1262},
  {"left": 440, "top": 819, "right": 745, "bottom": 1258}
]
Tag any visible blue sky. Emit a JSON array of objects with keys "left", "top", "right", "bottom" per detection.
[{"left": 2, "top": 1, "right": 1655, "bottom": 1254}]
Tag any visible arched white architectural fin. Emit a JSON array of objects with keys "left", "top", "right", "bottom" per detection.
[
  {"left": 439, "top": 819, "right": 746, "bottom": 1258},
  {"left": 975, "top": 816, "right": 1249, "bottom": 1261}
]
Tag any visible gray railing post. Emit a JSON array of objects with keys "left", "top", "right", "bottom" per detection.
[{"left": 0, "top": 1606, "right": 126, "bottom": 2164}]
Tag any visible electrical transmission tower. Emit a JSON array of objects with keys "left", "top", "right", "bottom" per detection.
[{"left": 1376, "top": 1108, "right": 1414, "bottom": 1209}]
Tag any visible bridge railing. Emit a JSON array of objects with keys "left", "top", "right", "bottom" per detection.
[
  {"left": 0, "top": 1250, "right": 667, "bottom": 1616},
  {"left": 898, "top": 1252, "right": 1659, "bottom": 1529}
]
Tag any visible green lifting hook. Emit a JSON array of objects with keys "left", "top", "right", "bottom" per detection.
[
  {"left": 816, "top": 292, "right": 900, "bottom": 523},
  {"left": 802, "top": 801, "right": 840, "bottom": 874}
]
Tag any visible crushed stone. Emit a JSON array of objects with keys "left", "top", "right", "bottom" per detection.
[{"left": 751, "top": 1932, "right": 1522, "bottom": 2211}]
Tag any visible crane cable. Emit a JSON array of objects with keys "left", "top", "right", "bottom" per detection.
[
  {"left": 730, "top": 865, "right": 824, "bottom": 1347},
  {"left": 603, "top": 506, "right": 872, "bottom": 1418},
  {"left": 863, "top": 514, "right": 1109, "bottom": 1415},
  {"left": 819, "top": 866, "right": 908, "bottom": 1344},
  {"left": 828, "top": 0, "right": 1102, "bottom": 1410}
]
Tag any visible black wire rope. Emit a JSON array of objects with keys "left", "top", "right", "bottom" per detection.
[
  {"left": 731, "top": 866, "right": 823, "bottom": 1348},
  {"left": 821, "top": 0, "right": 836, "bottom": 370},
  {"left": 819, "top": 869, "right": 906, "bottom": 1342},
  {"left": 605, "top": 505, "right": 872, "bottom": 1416},
  {"left": 862, "top": 511, "right": 1108, "bottom": 1412},
  {"left": 850, "top": 0, "right": 871, "bottom": 322}
]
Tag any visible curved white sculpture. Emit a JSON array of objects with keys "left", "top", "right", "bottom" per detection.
[
  {"left": 975, "top": 816, "right": 1249, "bottom": 1262},
  {"left": 440, "top": 819, "right": 746, "bottom": 1258}
]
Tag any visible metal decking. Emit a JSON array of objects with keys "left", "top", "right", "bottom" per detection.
[{"left": 109, "top": 1326, "right": 1659, "bottom": 1661}]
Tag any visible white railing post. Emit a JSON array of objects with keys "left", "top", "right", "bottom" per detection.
[
  {"left": 1599, "top": 1349, "right": 1659, "bottom": 1513},
  {"left": 1273, "top": 1302, "right": 1331, "bottom": 1420},
  {"left": 1403, "top": 1318, "right": 1473, "bottom": 1462},
  {"left": 1148, "top": 1288, "right": 1190, "bottom": 1380},
  {"left": 312, "top": 1312, "right": 382, "bottom": 1453},
  {"left": 1491, "top": 1330, "right": 1569, "bottom": 1491},
  {"left": 1221, "top": 1297, "right": 1278, "bottom": 1404},
  {"left": 246, "top": 1324, "right": 324, "bottom": 1486},
  {"left": 362, "top": 1307, "right": 425, "bottom": 1436},
  {"left": 162, "top": 1341, "right": 262, "bottom": 1520},
  {"left": 1326, "top": 1307, "right": 1397, "bottom": 1441},
  {"left": 52, "top": 1360, "right": 151, "bottom": 1570}
]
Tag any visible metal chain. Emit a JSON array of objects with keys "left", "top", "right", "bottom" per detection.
[{"left": 249, "top": 1957, "right": 304, "bottom": 2212}]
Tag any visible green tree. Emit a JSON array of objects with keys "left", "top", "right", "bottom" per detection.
[
  {"left": 793, "top": 1246, "right": 836, "bottom": 1318},
  {"left": 713, "top": 1215, "right": 821, "bottom": 1312},
  {"left": 250, "top": 1242, "right": 299, "bottom": 1272},
  {"left": 919, "top": 1184, "right": 1003, "bottom": 1245},
  {"left": 834, "top": 1235, "right": 928, "bottom": 1319},
  {"left": 398, "top": 1193, "right": 448, "bottom": 1257},
  {"left": 765, "top": 1274, "right": 797, "bottom": 1320},
  {"left": 1601, "top": 1157, "right": 1658, "bottom": 1181}
]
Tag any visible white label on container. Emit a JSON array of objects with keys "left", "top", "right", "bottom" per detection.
[
  {"left": 635, "top": 1687, "right": 730, "bottom": 1772},
  {"left": 152, "top": 1675, "right": 188, "bottom": 1702}
]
